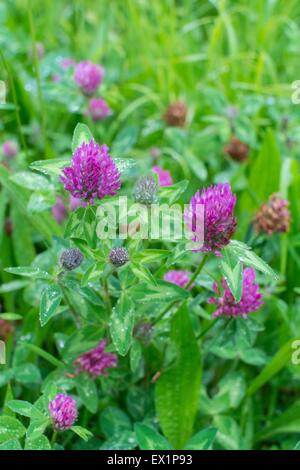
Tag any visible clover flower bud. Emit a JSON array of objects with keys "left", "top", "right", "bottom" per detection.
[
  {"left": 2, "top": 140, "right": 18, "bottom": 158},
  {"left": 109, "top": 247, "right": 129, "bottom": 268},
  {"left": 133, "top": 176, "right": 158, "bottom": 205},
  {"left": 60, "top": 248, "right": 84, "bottom": 271}
]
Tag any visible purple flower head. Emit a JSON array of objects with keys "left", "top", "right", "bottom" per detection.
[
  {"left": 48, "top": 394, "right": 77, "bottom": 431},
  {"left": 60, "top": 140, "right": 121, "bottom": 205},
  {"left": 164, "top": 270, "right": 191, "bottom": 289},
  {"left": 52, "top": 196, "right": 67, "bottom": 224},
  {"left": 88, "top": 97, "right": 112, "bottom": 121},
  {"left": 74, "top": 340, "right": 117, "bottom": 378},
  {"left": 2, "top": 140, "right": 18, "bottom": 158},
  {"left": 61, "top": 58, "right": 76, "bottom": 70},
  {"left": 152, "top": 165, "right": 173, "bottom": 187},
  {"left": 74, "top": 61, "right": 104, "bottom": 95},
  {"left": 185, "top": 183, "right": 237, "bottom": 253},
  {"left": 208, "top": 267, "right": 263, "bottom": 318},
  {"left": 150, "top": 147, "right": 161, "bottom": 159}
]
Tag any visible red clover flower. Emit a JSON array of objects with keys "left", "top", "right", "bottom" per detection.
[
  {"left": 152, "top": 165, "right": 173, "bottom": 187},
  {"left": 74, "top": 61, "right": 104, "bottom": 95},
  {"left": 208, "top": 267, "right": 263, "bottom": 318},
  {"left": 164, "top": 270, "right": 191, "bottom": 289},
  {"left": 2, "top": 140, "right": 18, "bottom": 158},
  {"left": 48, "top": 394, "right": 77, "bottom": 431},
  {"left": 185, "top": 183, "right": 237, "bottom": 253},
  {"left": 88, "top": 97, "right": 112, "bottom": 121},
  {"left": 74, "top": 340, "right": 117, "bottom": 378},
  {"left": 60, "top": 140, "right": 121, "bottom": 206}
]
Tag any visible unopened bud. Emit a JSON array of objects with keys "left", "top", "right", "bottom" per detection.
[
  {"left": 109, "top": 247, "right": 129, "bottom": 268},
  {"left": 133, "top": 176, "right": 158, "bottom": 205},
  {"left": 60, "top": 248, "right": 83, "bottom": 271}
]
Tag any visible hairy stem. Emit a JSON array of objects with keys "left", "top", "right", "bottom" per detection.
[
  {"left": 186, "top": 254, "right": 208, "bottom": 289},
  {"left": 196, "top": 318, "right": 218, "bottom": 340}
]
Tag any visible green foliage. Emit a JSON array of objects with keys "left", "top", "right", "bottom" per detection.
[
  {"left": 184, "top": 427, "right": 217, "bottom": 450},
  {"left": 258, "top": 400, "right": 300, "bottom": 441},
  {"left": 110, "top": 294, "right": 135, "bottom": 356},
  {"left": 39, "top": 284, "right": 62, "bottom": 326},
  {"left": 247, "top": 336, "right": 300, "bottom": 397},
  {"left": 71, "top": 123, "right": 94, "bottom": 153},
  {"left": 240, "top": 130, "right": 281, "bottom": 214},
  {"left": 75, "top": 374, "right": 98, "bottom": 413},
  {"left": 0, "top": 0, "right": 299, "bottom": 452},
  {"left": 155, "top": 303, "right": 201, "bottom": 449},
  {"left": 0, "top": 417, "right": 26, "bottom": 443},
  {"left": 135, "top": 423, "right": 172, "bottom": 450}
]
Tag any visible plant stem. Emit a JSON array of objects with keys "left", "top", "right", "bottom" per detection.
[
  {"left": 186, "top": 254, "right": 208, "bottom": 289},
  {"left": 51, "top": 430, "right": 57, "bottom": 446},
  {"left": 280, "top": 233, "right": 288, "bottom": 276},
  {"left": 60, "top": 284, "right": 81, "bottom": 328},
  {"left": 196, "top": 318, "right": 218, "bottom": 340},
  {"left": 154, "top": 298, "right": 179, "bottom": 325},
  {"left": 204, "top": 318, "right": 233, "bottom": 352},
  {"left": 102, "top": 278, "right": 112, "bottom": 315}
]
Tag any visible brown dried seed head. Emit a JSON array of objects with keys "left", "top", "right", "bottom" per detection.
[
  {"left": 224, "top": 137, "right": 249, "bottom": 162},
  {"left": 0, "top": 319, "right": 14, "bottom": 341},
  {"left": 164, "top": 101, "right": 187, "bottom": 127},
  {"left": 253, "top": 193, "right": 291, "bottom": 235}
]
